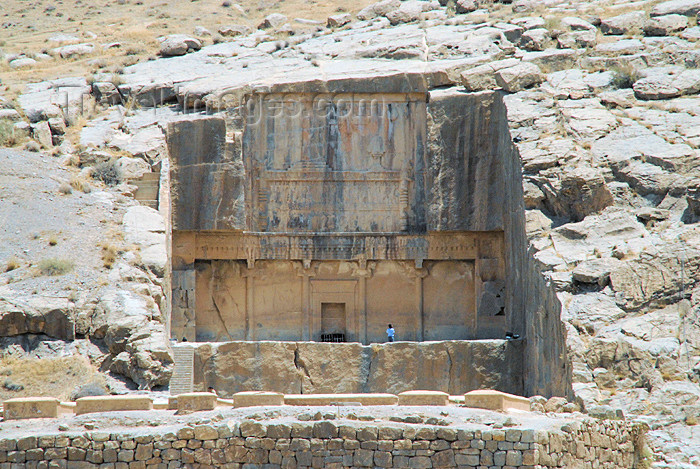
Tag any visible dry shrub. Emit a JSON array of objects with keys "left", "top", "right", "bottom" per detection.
[
  {"left": 4, "top": 257, "right": 21, "bottom": 272},
  {"left": 101, "top": 243, "right": 118, "bottom": 269},
  {"left": 38, "top": 257, "right": 74, "bottom": 276}
]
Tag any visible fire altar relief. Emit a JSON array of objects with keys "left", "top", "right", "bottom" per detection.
[{"left": 170, "top": 92, "right": 509, "bottom": 343}]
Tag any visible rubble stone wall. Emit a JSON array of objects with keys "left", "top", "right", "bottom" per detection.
[{"left": 0, "top": 418, "right": 644, "bottom": 468}]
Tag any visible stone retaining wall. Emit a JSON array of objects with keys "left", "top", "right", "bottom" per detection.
[{"left": 0, "top": 418, "right": 644, "bottom": 468}]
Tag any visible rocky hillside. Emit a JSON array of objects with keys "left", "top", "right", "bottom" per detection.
[{"left": 1, "top": 0, "right": 700, "bottom": 467}]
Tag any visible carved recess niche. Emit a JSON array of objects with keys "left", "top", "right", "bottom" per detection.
[{"left": 242, "top": 92, "right": 428, "bottom": 233}]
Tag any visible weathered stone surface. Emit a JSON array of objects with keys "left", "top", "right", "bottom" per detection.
[
  {"left": 633, "top": 69, "right": 700, "bottom": 100},
  {"left": 600, "top": 11, "right": 646, "bottom": 35},
  {"left": 644, "top": 14, "right": 689, "bottom": 36},
  {"left": 463, "top": 390, "right": 530, "bottom": 411},
  {"left": 398, "top": 390, "right": 449, "bottom": 405},
  {"left": 194, "top": 340, "right": 523, "bottom": 396},
  {"left": 572, "top": 258, "right": 622, "bottom": 286},
  {"left": 460, "top": 58, "right": 520, "bottom": 91},
  {"left": 3, "top": 398, "right": 60, "bottom": 420},
  {"left": 651, "top": 0, "right": 700, "bottom": 17},
  {"left": 539, "top": 167, "right": 614, "bottom": 221},
  {"left": 31, "top": 121, "right": 53, "bottom": 148},
  {"left": 495, "top": 62, "right": 544, "bottom": 92},
  {"left": 166, "top": 117, "right": 244, "bottom": 231},
  {"left": 520, "top": 28, "right": 550, "bottom": 51},
  {"left": 0, "top": 295, "right": 74, "bottom": 340},
  {"left": 357, "top": 0, "right": 401, "bottom": 21},
  {"left": 75, "top": 396, "right": 153, "bottom": 415},
  {"left": 177, "top": 392, "right": 217, "bottom": 412}
]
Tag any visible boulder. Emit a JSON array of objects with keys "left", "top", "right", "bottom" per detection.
[
  {"left": 540, "top": 167, "right": 614, "bottom": 221},
  {"left": 31, "top": 121, "right": 53, "bottom": 148},
  {"left": 495, "top": 62, "right": 544, "bottom": 92},
  {"left": 9, "top": 57, "right": 36, "bottom": 69},
  {"left": 92, "top": 82, "right": 122, "bottom": 105},
  {"left": 599, "top": 11, "right": 646, "bottom": 35},
  {"left": 651, "top": 0, "right": 700, "bottom": 17},
  {"left": 633, "top": 68, "right": 700, "bottom": 100},
  {"left": 218, "top": 25, "right": 252, "bottom": 37},
  {"left": 116, "top": 156, "right": 151, "bottom": 180},
  {"left": 47, "top": 117, "right": 66, "bottom": 136},
  {"left": 455, "top": 0, "right": 477, "bottom": 14},
  {"left": 572, "top": 258, "right": 622, "bottom": 286},
  {"left": 52, "top": 43, "right": 95, "bottom": 58},
  {"left": 460, "top": 58, "right": 521, "bottom": 91},
  {"left": 561, "top": 16, "right": 596, "bottom": 31},
  {"left": 160, "top": 35, "right": 202, "bottom": 57},
  {"left": 357, "top": 0, "right": 401, "bottom": 20},
  {"left": 327, "top": 13, "right": 352, "bottom": 28},
  {"left": 520, "top": 28, "right": 550, "bottom": 51},
  {"left": 258, "top": 13, "right": 288, "bottom": 29},
  {"left": 557, "top": 29, "right": 597, "bottom": 48},
  {"left": 511, "top": 16, "right": 545, "bottom": 30},
  {"left": 385, "top": 1, "right": 434, "bottom": 25},
  {"left": 644, "top": 14, "right": 689, "bottom": 36}
]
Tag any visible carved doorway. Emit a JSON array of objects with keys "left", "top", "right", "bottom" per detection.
[
  {"left": 310, "top": 279, "right": 357, "bottom": 342},
  {"left": 321, "top": 302, "right": 346, "bottom": 342}
]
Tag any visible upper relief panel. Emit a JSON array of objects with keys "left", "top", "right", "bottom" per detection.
[{"left": 242, "top": 93, "right": 428, "bottom": 234}]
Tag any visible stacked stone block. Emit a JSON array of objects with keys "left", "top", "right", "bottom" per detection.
[{"left": 0, "top": 418, "right": 643, "bottom": 468}]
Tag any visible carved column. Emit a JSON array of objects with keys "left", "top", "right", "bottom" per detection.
[
  {"left": 352, "top": 259, "right": 375, "bottom": 345},
  {"left": 297, "top": 260, "right": 316, "bottom": 341},
  {"left": 413, "top": 261, "right": 429, "bottom": 342},
  {"left": 241, "top": 259, "right": 256, "bottom": 340}
]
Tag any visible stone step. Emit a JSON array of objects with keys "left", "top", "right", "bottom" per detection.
[{"left": 170, "top": 345, "right": 195, "bottom": 396}]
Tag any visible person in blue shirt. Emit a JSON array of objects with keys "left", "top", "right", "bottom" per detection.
[{"left": 386, "top": 324, "right": 395, "bottom": 342}]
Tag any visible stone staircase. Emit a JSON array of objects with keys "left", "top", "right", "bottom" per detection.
[{"left": 169, "top": 344, "right": 194, "bottom": 395}]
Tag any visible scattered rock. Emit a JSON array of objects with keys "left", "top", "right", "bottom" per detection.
[
  {"left": 644, "top": 14, "right": 689, "bottom": 36},
  {"left": 327, "top": 13, "right": 352, "bottom": 28},
  {"left": 455, "top": 0, "right": 477, "bottom": 15},
  {"left": 92, "top": 82, "right": 122, "bottom": 105},
  {"left": 31, "top": 121, "right": 53, "bottom": 148},
  {"left": 159, "top": 35, "right": 202, "bottom": 57},
  {"left": 633, "top": 68, "right": 700, "bottom": 100},
  {"left": 52, "top": 43, "right": 95, "bottom": 58},
  {"left": 572, "top": 258, "right": 622, "bottom": 286},
  {"left": 651, "top": 0, "right": 700, "bottom": 17},
  {"left": 520, "top": 28, "right": 550, "bottom": 51},
  {"left": 599, "top": 11, "right": 646, "bottom": 35},
  {"left": 9, "top": 57, "right": 37, "bottom": 69},
  {"left": 218, "top": 24, "right": 251, "bottom": 37},
  {"left": 561, "top": 16, "right": 596, "bottom": 31},
  {"left": 357, "top": 0, "right": 401, "bottom": 21},
  {"left": 258, "top": 13, "right": 288, "bottom": 29},
  {"left": 495, "top": 62, "right": 544, "bottom": 92},
  {"left": 194, "top": 26, "right": 211, "bottom": 37}
]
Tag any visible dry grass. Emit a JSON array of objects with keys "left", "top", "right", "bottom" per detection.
[
  {"left": 37, "top": 257, "right": 74, "bottom": 276},
  {"left": 0, "top": 0, "right": 377, "bottom": 92},
  {"left": 101, "top": 242, "right": 118, "bottom": 269},
  {"left": 69, "top": 175, "right": 92, "bottom": 193},
  {"left": 0, "top": 355, "right": 104, "bottom": 402},
  {"left": 4, "top": 257, "right": 21, "bottom": 272}
]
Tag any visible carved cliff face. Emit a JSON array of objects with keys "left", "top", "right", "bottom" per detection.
[
  {"left": 242, "top": 93, "right": 427, "bottom": 233},
  {"left": 168, "top": 89, "right": 520, "bottom": 345}
]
